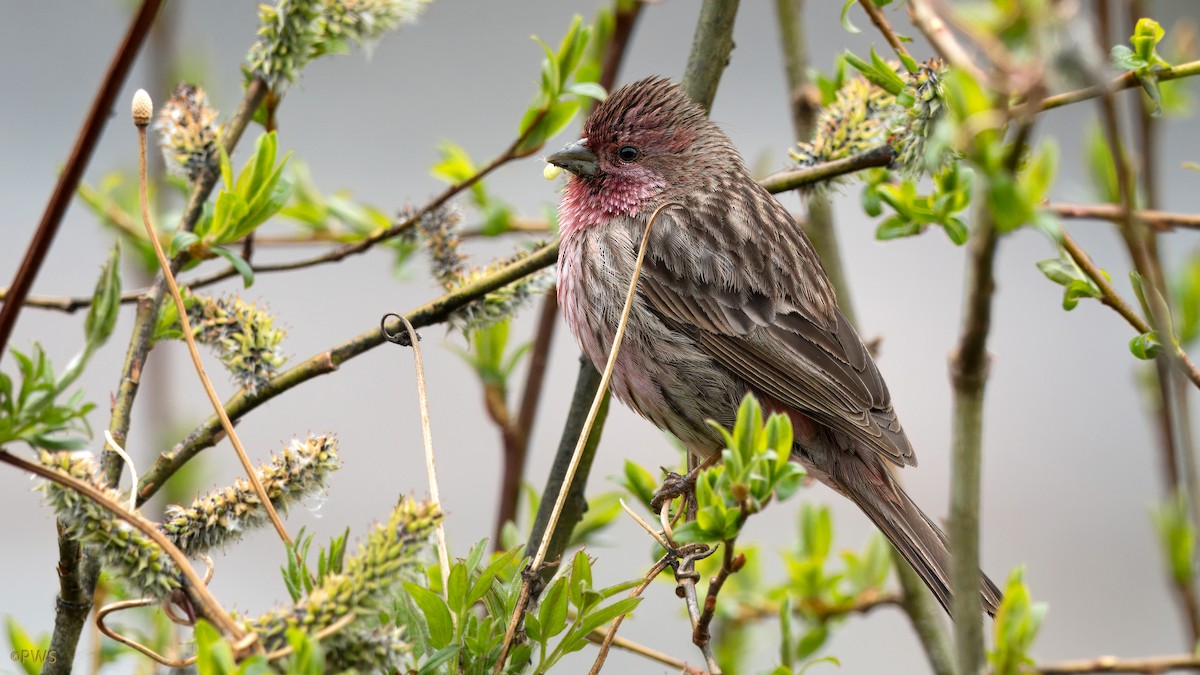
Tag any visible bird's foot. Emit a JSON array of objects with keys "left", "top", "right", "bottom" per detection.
[{"left": 651, "top": 465, "right": 703, "bottom": 520}]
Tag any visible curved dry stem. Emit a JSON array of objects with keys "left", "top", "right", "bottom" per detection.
[
  {"left": 97, "top": 598, "right": 195, "bottom": 669},
  {"left": 135, "top": 122, "right": 291, "bottom": 548},
  {"left": 0, "top": 450, "right": 244, "bottom": 641},
  {"left": 587, "top": 557, "right": 672, "bottom": 675},
  {"left": 492, "top": 202, "right": 677, "bottom": 673},
  {"left": 386, "top": 314, "right": 451, "bottom": 596}
]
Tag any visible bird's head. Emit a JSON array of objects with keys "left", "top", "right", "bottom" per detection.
[{"left": 547, "top": 77, "right": 717, "bottom": 229}]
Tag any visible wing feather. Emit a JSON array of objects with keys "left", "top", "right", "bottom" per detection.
[{"left": 639, "top": 191, "right": 915, "bottom": 466}]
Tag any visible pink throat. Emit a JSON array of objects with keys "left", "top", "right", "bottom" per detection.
[{"left": 559, "top": 173, "right": 664, "bottom": 237}]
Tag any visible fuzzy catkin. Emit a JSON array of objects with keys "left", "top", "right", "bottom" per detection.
[
  {"left": 241, "top": 498, "right": 441, "bottom": 662},
  {"left": 38, "top": 451, "right": 181, "bottom": 599},
  {"left": 160, "top": 435, "right": 340, "bottom": 556}
]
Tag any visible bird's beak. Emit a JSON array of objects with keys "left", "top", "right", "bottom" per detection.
[{"left": 546, "top": 139, "right": 598, "bottom": 177}]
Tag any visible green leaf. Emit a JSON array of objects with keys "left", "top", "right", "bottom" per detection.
[
  {"left": 1111, "top": 45, "right": 1145, "bottom": 71},
  {"left": 566, "top": 81, "right": 607, "bottom": 102},
  {"left": 194, "top": 620, "right": 236, "bottom": 675},
  {"left": 989, "top": 567, "right": 1046, "bottom": 675},
  {"left": 1036, "top": 258, "right": 1078, "bottom": 287},
  {"left": 840, "top": 0, "right": 861, "bottom": 33},
  {"left": 538, "top": 576, "right": 570, "bottom": 638},
  {"left": 1021, "top": 142, "right": 1058, "bottom": 205},
  {"left": 403, "top": 582, "right": 454, "bottom": 649},
  {"left": 417, "top": 646, "right": 461, "bottom": 675},
  {"left": 568, "top": 550, "right": 593, "bottom": 609},
  {"left": 468, "top": 547, "right": 518, "bottom": 607},
  {"left": 170, "top": 230, "right": 201, "bottom": 258},
  {"left": 554, "top": 15, "right": 587, "bottom": 88},
  {"left": 1153, "top": 491, "right": 1196, "bottom": 586},
  {"left": 5, "top": 617, "right": 46, "bottom": 675},
  {"left": 869, "top": 46, "right": 907, "bottom": 94},
  {"left": 563, "top": 596, "right": 642, "bottom": 651},
  {"left": 779, "top": 596, "right": 795, "bottom": 665},
  {"left": 282, "top": 627, "right": 324, "bottom": 675},
  {"left": 211, "top": 247, "right": 255, "bottom": 288},
  {"left": 875, "top": 214, "right": 922, "bottom": 240},
  {"left": 84, "top": 243, "right": 122, "bottom": 353},
  {"left": 941, "top": 217, "right": 968, "bottom": 245},
  {"left": 517, "top": 99, "right": 582, "bottom": 156},
  {"left": 618, "top": 460, "right": 658, "bottom": 506},
  {"left": 447, "top": 561, "right": 469, "bottom": 619},
  {"left": 794, "top": 623, "right": 829, "bottom": 660},
  {"left": 209, "top": 191, "right": 250, "bottom": 242},
  {"left": 1129, "top": 331, "right": 1161, "bottom": 360},
  {"left": 843, "top": 49, "right": 904, "bottom": 96}
]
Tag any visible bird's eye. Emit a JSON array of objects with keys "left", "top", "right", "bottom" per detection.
[{"left": 617, "top": 145, "right": 640, "bottom": 163}]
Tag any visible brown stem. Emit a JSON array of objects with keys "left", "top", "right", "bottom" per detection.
[
  {"left": 100, "top": 77, "right": 269, "bottom": 487},
  {"left": 135, "top": 121, "right": 291, "bottom": 547},
  {"left": 731, "top": 589, "right": 901, "bottom": 624},
  {"left": 0, "top": 0, "right": 162, "bottom": 358},
  {"left": 775, "top": 0, "right": 857, "bottom": 324},
  {"left": 695, "top": 536, "right": 744, "bottom": 645},
  {"left": 588, "top": 557, "right": 672, "bottom": 675},
  {"left": 1050, "top": 203, "right": 1200, "bottom": 231},
  {"left": 907, "top": 0, "right": 987, "bottom": 83},
  {"left": 491, "top": 290, "right": 559, "bottom": 548},
  {"left": 674, "top": 545, "right": 722, "bottom": 674},
  {"left": 857, "top": 0, "right": 913, "bottom": 64},
  {"left": 487, "top": 379, "right": 524, "bottom": 547},
  {"left": 599, "top": 1, "right": 644, "bottom": 93},
  {"left": 1033, "top": 653, "right": 1200, "bottom": 674}
]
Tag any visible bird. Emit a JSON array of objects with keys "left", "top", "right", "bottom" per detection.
[{"left": 546, "top": 75, "right": 1001, "bottom": 617}]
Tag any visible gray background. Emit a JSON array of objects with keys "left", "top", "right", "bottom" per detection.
[{"left": 1, "top": 1, "right": 1198, "bottom": 672}]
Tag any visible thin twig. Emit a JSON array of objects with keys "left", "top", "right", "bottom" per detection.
[
  {"left": 1050, "top": 203, "right": 1200, "bottom": 231},
  {"left": 492, "top": 289, "right": 558, "bottom": 548},
  {"left": 1059, "top": 231, "right": 1200, "bottom": 390},
  {"left": 100, "top": 75, "right": 269, "bottom": 489},
  {"left": 1090, "top": 26, "right": 1200, "bottom": 556},
  {"left": 492, "top": 203, "right": 675, "bottom": 673},
  {"left": 134, "top": 94, "right": 292, "bottom": 548},
  {"left": 387, "top": 314, "right": 452, "bottom": 596},
  {"left": 0, "top": 0, "right": 162, "bottom": 358},
  {"left": 96, "top": 598, "right": 193, "bottom": 669},
  {"left": 730, "top": 590, "right": 902, "bottom": 624},
  {"left": 857, "top": 0, "right": 913, "bottom": 64},
  {"left": 907, "top": 0, "right": 987, "bottom": 83},
  {"left": 1038, "top": 59, "right": 1200, "bottom": 111},
  {"left": 585, "top": 629, "right": 702, "bottom": 673},
  {"left": 674, "top": 544, "right": 722, "bottom": 674},
  {"left": 1032, "top": 653, "right": 1200, "bottom": 674},
  {"left": 588, "top": 557, "right": 672, "bottom": 675}
]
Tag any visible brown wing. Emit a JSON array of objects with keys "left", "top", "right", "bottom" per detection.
[{"left": 638, "top": 190, "right": 914, "bottom": 467}]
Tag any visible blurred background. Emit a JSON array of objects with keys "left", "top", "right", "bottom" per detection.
[{"left": 1, "top": 0, "right": 1198, "bottom": 672}]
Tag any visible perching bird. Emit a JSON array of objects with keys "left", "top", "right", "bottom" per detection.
[{"left": 548, "top": 76, "right": 1000, "bottom": 616}]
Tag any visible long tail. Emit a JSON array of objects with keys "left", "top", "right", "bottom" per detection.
[{"left": 845, "top": 479, "right": 1002, "bottom": 617}]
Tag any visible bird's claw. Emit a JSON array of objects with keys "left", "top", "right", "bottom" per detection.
[{"left": 650, "top": 465, "right": 703, "bottom": 519}]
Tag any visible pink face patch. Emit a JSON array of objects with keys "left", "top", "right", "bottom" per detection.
[{"left": 558, "top": 171, "right": 666, "bottom": 236}]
